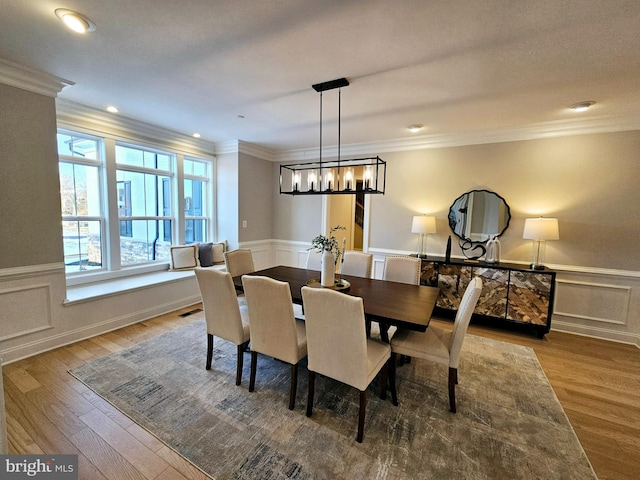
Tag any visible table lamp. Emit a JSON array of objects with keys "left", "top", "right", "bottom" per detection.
[
  {"left": 523, "top": 217, "right": 559, "bottom": 270},
  {"left": 411, "top": 215, "right": 436, "bottom": 258}
]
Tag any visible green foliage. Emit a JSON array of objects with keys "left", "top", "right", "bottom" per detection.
[{"left": 310, "top": 225, "right": 346, "bottom": 259}]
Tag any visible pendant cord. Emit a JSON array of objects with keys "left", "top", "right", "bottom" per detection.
[
  {"left": 338, "top": 87, "right": 341, "bottom": 189},
  {"left": 319, "top": 91, "right": 323, "bottom": 187}
]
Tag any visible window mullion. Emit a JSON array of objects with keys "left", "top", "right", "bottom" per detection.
[
  {"left": 176, "top": 154, "right": 185, "bottom": 245},
  {"left": 103, "top": 137, "right": 121, "bottom": 271}
]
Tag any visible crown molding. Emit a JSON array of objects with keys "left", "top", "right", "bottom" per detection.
[
  {"left": 274, "top": 113, "right": 640, "bottom": 162},
  {"left": 56, "top": 98, "right": 216, "bottom": 158},
  {"left": 0, "top": 58, "right": 74, "bottom": 98},
  {"left": 213, "top": 140, "right": 275, "bottom": 161}
]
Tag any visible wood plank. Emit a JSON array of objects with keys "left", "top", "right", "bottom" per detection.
[
  {"left": 155, "top": 445, "right": 212, "bottom": 480},
  {"left": 69, "top": 427, "right": 147, "bottom": 480},
  {"left": 78, "top": 408, "right": 169, "bottom": 480}
]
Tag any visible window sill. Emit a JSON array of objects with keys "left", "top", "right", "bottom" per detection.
[{"left": 64, "top": 265, "right": 225, "bottom": 305}]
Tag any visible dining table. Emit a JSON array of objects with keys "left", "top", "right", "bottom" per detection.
[{"left": 233, "top": 265, "right": 440, "bottom": 342}]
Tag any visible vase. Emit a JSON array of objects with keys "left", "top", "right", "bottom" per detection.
[
  {"left": 485, "top": 236, "right": 501, "bottom": 264},
  {"left": 321, "top": 250, "right": 335, "bottom": 287}
]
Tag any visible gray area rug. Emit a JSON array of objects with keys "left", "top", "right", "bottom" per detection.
[{"left": 70, "top": 319, "right": 596, "bottom": 479}]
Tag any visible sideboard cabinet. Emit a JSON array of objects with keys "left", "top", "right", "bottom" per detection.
[{"left": 419, "top": 257, "right": 556, "bottom": 338}]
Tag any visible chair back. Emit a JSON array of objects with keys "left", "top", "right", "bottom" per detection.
[
  {"left": 241, "top": 275, "right": 301, "bottom": 365},
  {"left": 305, "top": 250, "right": 322, "bottom": 270},
  {"left": 194, "top": 268, "right": 246, "bottom": 344},
  {"left": 448, "top": 277, "right": 483, "bottom": 368},
  {"left": 224, "top": 249, "right": 255, "bottom": 277},
  {"left": 382, "top": 255, "right": 421, "bottom": 285},
  {"left": 301, "top": 287, "right": 369, "bottom": 390},
  {"left": 341, "top": 251, "right": 373, "bottom": 278}
]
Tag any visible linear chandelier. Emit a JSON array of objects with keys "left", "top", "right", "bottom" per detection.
[{"left": 280, "top": 78, "right": 386, "bottom": 195}]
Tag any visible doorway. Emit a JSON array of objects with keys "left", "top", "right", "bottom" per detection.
[{"left": 323, "top": 182, "right": 368, "bottom": 252}]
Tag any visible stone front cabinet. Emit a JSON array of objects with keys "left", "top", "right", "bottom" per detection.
[{"left": 420, "top": 258, "right": 556, "bottom": 338}]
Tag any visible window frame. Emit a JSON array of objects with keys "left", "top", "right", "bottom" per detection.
[
  {"left": 58, "top": 130, "right": 106, "bottom": 276},
  {"left": 57, "top": 127, "right": 215, "bottom": 286},
  {"left": 183, "top": 157, "right": 211, "bottom": 245}
]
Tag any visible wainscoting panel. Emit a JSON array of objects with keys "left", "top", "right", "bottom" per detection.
[
  {"left": 554, "top": 279, "right": 630, "bottom": 325},
  {"left": 249, "top": 246, "right": 271, "bottom": 271},
  {"left": 0, "top": 283, "right": 53, "bottom": 341}
]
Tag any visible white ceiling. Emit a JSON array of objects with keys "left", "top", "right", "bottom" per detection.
[{"left": 3, "top": 0, "right": 640, "bottom": 153}]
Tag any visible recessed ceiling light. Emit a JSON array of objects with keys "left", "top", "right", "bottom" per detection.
[
  {"left": 55, "top": 8, "right": 96, "bottom": 34},
  {"left": 570, "top": 101, "right": 595, "bottom": 112},
  {"left": 192, "top": 133, "right": 201, "bottom": 138},
  {"left": 408, "top": 124, "right": 424, "bottom": 133},
  {"left": 237, "top": 115, "right": 245, "bottom": 119},
  {"left": 106, "top": 106, "right": 118, "bottom": 113}
]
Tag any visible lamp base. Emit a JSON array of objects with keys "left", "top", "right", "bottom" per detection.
[{"left": 530, "top": 263, "right": 546, "bottom": 270}]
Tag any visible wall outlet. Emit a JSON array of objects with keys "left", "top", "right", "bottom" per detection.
[{"left": 242, "top": 220, "right": 247, "bottom": 228}]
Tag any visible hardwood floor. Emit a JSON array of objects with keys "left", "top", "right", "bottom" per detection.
[{"left": 3, "top": 306, "right": 639, "bottom": 480}]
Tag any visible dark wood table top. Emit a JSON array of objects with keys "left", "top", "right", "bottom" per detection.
[{"left": 234, "top": 265, "right": 439, "bottom": 332}]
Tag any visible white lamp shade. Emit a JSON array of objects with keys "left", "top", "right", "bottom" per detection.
[
  {"left": 411, "top": 215, "right": 437, "bottom": 234},
  {"left": 523, "top": 218, "right": 559, "bottom": 240}
]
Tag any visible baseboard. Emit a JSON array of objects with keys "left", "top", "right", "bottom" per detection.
[{"left": 552, "top": 320, "right": 640, "bottom": 348}]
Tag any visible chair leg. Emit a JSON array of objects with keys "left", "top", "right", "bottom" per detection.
[
  {"left": 389, "top": 353, "right": 398, "bottom": 406},
  {"left": 357, "top": 390, "right": 367, "bottom": 443},
  {"left": 206, "top": 334, "right": 214, "bottom": 370},
  {"left": 306, "top": 371, "right": 315, "bottom": 417},
  {"left": 448, "top": 367, "right": 457, "bottom": 413},
  {"left": 235, "top": 343, "right": 246, "bottom": 386},
  {"left": 379, "top": 360, "right": 388, "bottom": 400},
  {"left": 289, "top": 363, "right": 298, "bottom": 410},
  {"left": 249, "top": 351, "right": 258, "bottom": 392}
]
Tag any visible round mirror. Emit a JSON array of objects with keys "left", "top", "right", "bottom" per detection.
[{"left": 448, "top": 189, "right": 511, "bottom": 242}]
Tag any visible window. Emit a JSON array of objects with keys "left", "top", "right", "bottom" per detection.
[
  {"left": 116, "top": 144, "right": 174, "bottom": 266},
  {"left": 57, "top": 129, "right": 214, "bottom": 281},
  {"left": 57, "top": 132, "right": 104, "bottom": 273},
  {"left": 184, "top": 158, "right": 210, "bottom": 244}
]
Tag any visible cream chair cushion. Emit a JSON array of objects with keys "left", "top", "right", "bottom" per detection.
[
  {"left": 301, "top": 286, "right": 390, "bottom": 392},
  {"left": 241, "top": 275, "right": 307, "bottom": 366},
  {"left": 305, "top": 250, "right": 323, "bottom": 270},
  {"left": 341, "top": 251, "right": 373, "bottom": 278},
  {"left": 382, "top": 255, "right": 421, "bottom": 285},
  {"left": 195, "top": 268, "right": 249, "bottom": 345},
  {"left": 224, "top": 248, "right": 255, "bottom": 277}
]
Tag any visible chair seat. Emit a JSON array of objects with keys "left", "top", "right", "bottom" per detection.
[
  {"left": 369, "top": 323, "right": 397, "bottom": 342},
  {"left": 239, "top": 305, "right": 251, "bottom": 343},
  {"left": 391, "top": 325, "right": 451, "bottom": 367},
  {"left": 364, "top": 339, "right": 391, "bottom": 390},
  {"left": 293, "top": 319, "right": 308, "bottom": 361}
]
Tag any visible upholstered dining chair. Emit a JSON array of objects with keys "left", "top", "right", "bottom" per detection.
[
  {"left": 224, "top": 248, "right": 255, "bottom": 305},
  {"left": 194, "top": 268, "right": 250, "bottom": 386},
  {"left": 241, "top": 275, "right": 308, "bottom": 410},
  {"left": 305, "top": 250, "right": 323, "bottom": 270},
  {"left": 389, "top": 276, "right": 483, "bottom": 413},
  {"left": 301, "top": 286, "right": 391, "bottom": 443},
  {"left": 340, "top": 251, "right": 373, "bottom": 278},
  {"left": 224, "top": 248, "right": 255, "bottom": 277},
  {"left": 382, "top": 255, "right": 422, "bottom": 285}
]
